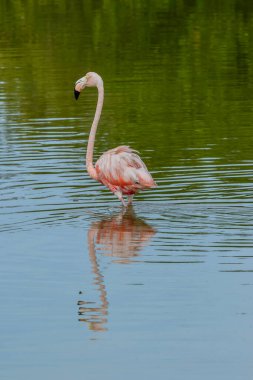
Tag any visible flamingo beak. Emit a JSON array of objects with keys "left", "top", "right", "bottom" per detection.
[
  {"left": 74, "top": 76, "right": 87, "bottom": 100},
  {"left": 74, "top": 89, "right": 80, "bottom": 100}
]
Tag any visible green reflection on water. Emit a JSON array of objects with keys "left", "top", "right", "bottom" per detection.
[{"left": 1, "top": 0, "right": 253, "bottom": 188}]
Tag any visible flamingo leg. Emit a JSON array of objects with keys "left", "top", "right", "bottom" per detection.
[
  {"left": 114, "top": 191, "right": 127, "bottom": 207},
  {"left": 127, "top": 195, "right": 134, "bottom": 205}
]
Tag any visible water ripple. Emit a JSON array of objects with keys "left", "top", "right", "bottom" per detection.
[{"left": 1, "top": 115, "right": 253, "bottom": 283}]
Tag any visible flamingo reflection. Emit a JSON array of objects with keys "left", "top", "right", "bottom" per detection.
[{"left": 78, "top": 207, "right": 155, "bottom": 332}]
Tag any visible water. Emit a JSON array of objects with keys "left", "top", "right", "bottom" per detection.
[{"left": 1, "top": 1, "right": 253, "bottom": 379}]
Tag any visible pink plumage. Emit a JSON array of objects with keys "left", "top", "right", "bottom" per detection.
[
  {"left": 95, "top": 145, "right": 156, "bottom": 195},
  {"left": 74, "top": 72, "right": 157, "bottom": 206}
]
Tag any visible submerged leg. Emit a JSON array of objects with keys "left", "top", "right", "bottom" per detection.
[
  {"left": 114, "top": 191, "right": 127, "bottom": 207},
  {"left": 127, "top": 194, "right": 134, "bottom": 205}
]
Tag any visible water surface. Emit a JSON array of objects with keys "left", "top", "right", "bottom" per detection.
[{"left": 1, "top": 1, "right": 253, "bottom": 379}]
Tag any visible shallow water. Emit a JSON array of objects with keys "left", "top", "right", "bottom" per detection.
[{"left": 1, "top": 1, "right": 253, "bottom": 379}]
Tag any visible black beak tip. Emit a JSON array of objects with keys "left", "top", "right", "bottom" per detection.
[{"left": 74, "top": 89, "right": 80, "bottom": 100}]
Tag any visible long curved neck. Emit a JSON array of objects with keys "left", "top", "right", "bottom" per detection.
[{"left": 86, "top": 84, "right": 104, "bottom": 180}]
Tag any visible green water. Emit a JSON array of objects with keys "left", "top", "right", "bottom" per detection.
[{"left": 1, "top": 1, "right": 253, "bottom": 379}]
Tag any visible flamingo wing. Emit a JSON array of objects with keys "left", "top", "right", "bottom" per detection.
[{"left": 95, "top": 146, "right": 156, "bottom": 195}]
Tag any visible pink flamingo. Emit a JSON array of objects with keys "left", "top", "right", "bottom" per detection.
[{"left": 74, "top": 72, "right": 157, "bottom": 206}]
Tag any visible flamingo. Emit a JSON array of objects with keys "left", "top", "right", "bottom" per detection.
[{"left": 74, "top": 72, "right": 157, "bottom": 206}]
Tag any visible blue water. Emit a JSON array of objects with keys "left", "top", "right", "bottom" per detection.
[{"left": 1, "top": 201, "right": 253, "bottom": 379}]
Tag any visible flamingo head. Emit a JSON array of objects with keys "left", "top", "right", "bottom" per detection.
[{"left": 74, "top": 72, "right": 103, "bottom": 100}]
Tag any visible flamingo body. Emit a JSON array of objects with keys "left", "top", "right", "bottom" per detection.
[
  {"left": 95, "top": 145, "right": 156, "bottom": 197},
  {"left": 74, "top": 72, "right": 156, "bottom": 206}
]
